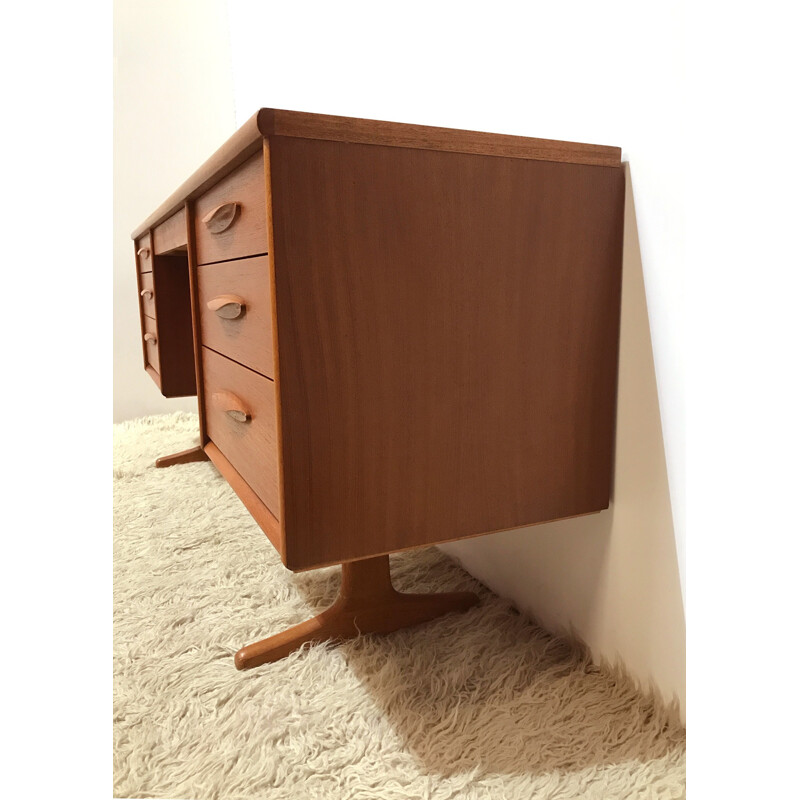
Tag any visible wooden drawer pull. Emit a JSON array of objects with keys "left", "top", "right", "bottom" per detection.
[
  {"left": 213, "top": 390, "right": 251, "bottom": 423},
  {"left": 207, "top": 294, "right": 246, "bottom": 319},
  {"left": 137, "top": 247, "right": 150, "bottom": 259},
  {"left": 143, "top": 332, "right": 157, "bottom": 345},
  {"left": 202, "top": 202, "right": 241, "bottom": 234},
  {"left": 140, "top": 288, "right": 154, "bottom": 300}
]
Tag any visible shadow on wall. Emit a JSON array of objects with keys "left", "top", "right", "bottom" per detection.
[{"left": 438, "top": 162, "right": 686, "bottom": 717}]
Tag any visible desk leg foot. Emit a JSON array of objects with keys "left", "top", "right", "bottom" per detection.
[
  {"left": 155, "top": 446, "right": 209, "bottom": 468},
  {"left": 234, "top": 554, "right": 479, "bottom": 670}
]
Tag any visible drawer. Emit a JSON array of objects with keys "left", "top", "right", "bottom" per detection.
[
  {"left": 202, "top": 347, "right": 280, "bottom": 517},
  {"left": 142, "top": 314, "right": 160, "bottom": 374},
  {"left": 139, "top": 270, "right": 156, "bottom": 319},
  {"left": 135, "top": 233, "right": 153, "bottom": 273},
  {"left": 194, "top": 152, "right": 268, "bottom": 266},
  {"left": 197, "top": 255, "right": 274, "bottom": 378}
]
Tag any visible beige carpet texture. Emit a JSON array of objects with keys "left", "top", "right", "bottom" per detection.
[{"left": 113, "top": 412, "right": 686, "bottom": 800}]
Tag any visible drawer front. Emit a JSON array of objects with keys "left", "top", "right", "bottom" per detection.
[
  {"left": 142, "top": 314, "right": 160, "bottom": 374},
  {"left": 202, "top": 347, "right": 280, "bottom": 517},
  {"left": 139, "top": 270, "right": 156, "bottom": 319},
  {"left": 194, "top": 152, "right": 268, "bottom": 266},
  {"left": 197, "top": 255, "right": 274, "bottom": 378},
  {"left": 135, "top": 233, "right": 153, "bottom": 273}
]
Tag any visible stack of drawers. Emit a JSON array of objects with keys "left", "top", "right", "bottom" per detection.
[
  {"left": 134, "top": 209, "right": 196, "bottom": 398},
  {"left": 134, "top": 233, "right": 159, "bottom": 376},
  {"left": 193, "top": 151, "right": 281, "bottom": 522}
]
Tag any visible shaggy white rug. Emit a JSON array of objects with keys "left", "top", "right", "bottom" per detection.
[{"left": 114, "top": 412, "right": 685, "bottom": 800}]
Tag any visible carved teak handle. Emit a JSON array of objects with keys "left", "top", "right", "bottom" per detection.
[
  {"left": 207, "top": 294, "right": 246, "bottom": 319},
  {"left": 212, "top": 390, "right": 251, "bottom": 423},
  {"left": 143, "top": 332, "right": 157, "bottom": 345},
  {"left": 202, "top": 202, "right": 241, "bottom": 234},
  {"left": 137, "top": 247, "right": 150, "bottom": 259},
  {"left": 140, "top": 289, "right": 154, "bottom": 300}
]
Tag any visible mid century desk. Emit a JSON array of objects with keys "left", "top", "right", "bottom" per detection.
[{"left": 131, "top": 109, "right": 624, "bottom": 669}]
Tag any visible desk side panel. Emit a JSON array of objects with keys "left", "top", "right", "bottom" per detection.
[
  {"left": 151, "top": 253, "right": 197, "bottom": 397},
  {"left": 270, "top": 137, "right": 625, "bottom": 570}
]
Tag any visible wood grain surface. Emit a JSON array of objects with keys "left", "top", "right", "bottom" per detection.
[
  {"left": 262, "top": 137, "right": 287, "bottom": 559},
  {"left": 203, "top": 441, "right": 282, "bottom": 554},
  {"left": 151, "top": 253, "right": 197, "bottom": 397},
  {"left": 258, "top": 108, "right": 621, "bottom": 168},
  {"left": 153, "top": 207, "right": 187, "bottom": 254},
  {"left": 155, "top": 446, "right": 209, "bottom": 468},
  {"left": 135, "top": 236, "right": 153, "bottom": 379},
  {"left": 135, "top": 232, "right": 152, "bottom": 273},
  {"left": 233, "top": 554, "right": 478, "bottom": 669},
  {"left": 193, "top": 152, "right": 268, "bottom": 266},
  {"left": 202, "top": 347, "right": 281, "bottom": 519},
  {"left": 197, "top": 255, "right": 274, "bottom": 378},
  {"left": 270, "top": 137, "right": 625, "bottom": 570},
  {"left": 139, "top": 270, "right": 155, "bottom": 319},
  {"left": 142, "top": 314, "right": 160, "bottom": 375},
  {"left": 132, "top": 109, "right": 621, "bottom": 241},
  {"left": 185, "top": 200, "right": 208, "bottom": 440}
]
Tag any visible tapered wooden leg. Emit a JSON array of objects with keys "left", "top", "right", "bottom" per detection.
[
  {"left": 234, "top": 555, "right": 479, "bottom": 669},
  {"left": 155, "top": 445, "right": 209, "bottom": 468}
]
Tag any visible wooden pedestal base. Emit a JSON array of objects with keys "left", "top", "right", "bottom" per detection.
[
  {"left": 155, "top": 446, "right": 210, "bottom": 468},
  {"left": 234, "top": 554, "right": 479, "bottom": 669}
]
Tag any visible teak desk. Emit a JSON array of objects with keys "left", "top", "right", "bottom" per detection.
[{"left": 131, "top": 109, "right": 625, "bottom": 669}]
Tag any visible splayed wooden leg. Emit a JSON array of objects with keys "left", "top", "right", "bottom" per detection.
[
  {"left": 155, "top": 445, "right": 209, "bottom": 468},
  {"left": 234, "top": 554, "right": 479, "bottom": 669}
]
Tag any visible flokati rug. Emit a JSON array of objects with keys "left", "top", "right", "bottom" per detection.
[{"left": 114, "top": 412, "right": 685, "bottom": 799}]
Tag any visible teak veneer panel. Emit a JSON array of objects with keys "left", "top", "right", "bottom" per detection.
[
  {"left": 202, "top": 347, "right": 281, "bottom": 519},
  {"left": 142, "top": 314, "right": 160, "bottom": 375},
  {"left": 270, "top": 137, "right": 624, "bottom": 570},
  {"left": 197, "top": 255, "right": 275, "bottom": 378},
  {"left": 139, "top": 270, "right": 156, "bottom": 319},
  {"left": 131, "top": 109, "right": 621, "bottom": 239},
  {"left": 153, "top": 207, "right": 188, "bottom": 254},
  {"left": 203, "top": 441, "right": 282, "bottom": 554},
  {"left": 258, "top": 108, "right": 621, "bottom": 168},
  {"left": 135, "top": 232, "right": 152, "bottom": 273},
  {"left": 194, "top": 152, "right": 268, "bottom": 266},
  {"left": 151, "top": 254, "right": 197, "bottom": 397}
]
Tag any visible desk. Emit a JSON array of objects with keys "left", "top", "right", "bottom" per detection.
[{"left": 132, "top": 109, "right": 624, "bottom": 668}]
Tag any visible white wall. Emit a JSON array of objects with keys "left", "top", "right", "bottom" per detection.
[
  {"left": 226, "top": 1, "right": 685, "bottom": 717},
  {"left": 114, "top": 0, "right": 236, "bottom": 422}
]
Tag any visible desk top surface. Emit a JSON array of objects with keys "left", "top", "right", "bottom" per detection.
[{"left": 133, "top": 108, "right": 621, "bottom": 238}]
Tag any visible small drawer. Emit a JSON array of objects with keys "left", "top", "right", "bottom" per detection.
[
  {"left": 197, "top": 255, "right": 274, "bottom": 378},
  {"left": 139, "top": 271, "right": 156, "bottom": 319},
  {"left": 135, "top": 233, "right": 153, "bottom": 273},
  {"left": 142, "top": 315, "right": 160, "bottom": 374},
  {"left": 202, "top": 347, "right": 280, "bottom": 518},
  {"left": 194, "top": 152, "right": 268, "bottom": 266}
]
